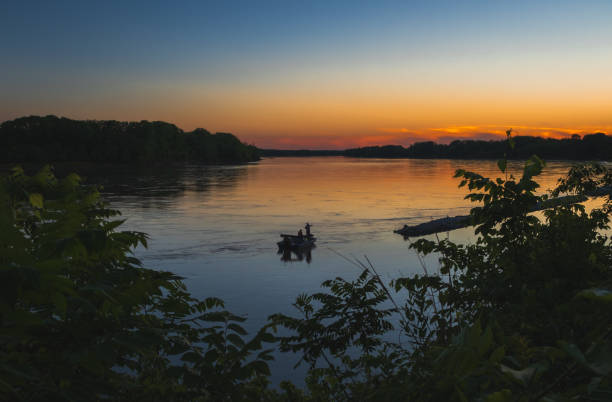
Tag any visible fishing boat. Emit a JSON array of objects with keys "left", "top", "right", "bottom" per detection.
[{"left": 277, "top": 233, "right": 316, "bottom": 248}]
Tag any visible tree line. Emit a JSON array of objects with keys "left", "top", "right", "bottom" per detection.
[
  {"left": 344, "top": 133, "right": 612, "bottom": 160},
  {"left": 0, "top": 115, "right": 260, "bottom": 164},
  {"left": 261, "top": 133, "right": 612, "bottom": 160}
]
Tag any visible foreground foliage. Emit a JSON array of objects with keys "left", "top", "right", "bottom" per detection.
[
  {"left": 0, "top": 166, "right": 273, "bottom": 401},
  {"left": 272, "top": 156, "right": 612, "bottom": 401},
  {"left": 2, "top": 152, "right": 611, "bottom": 400}
]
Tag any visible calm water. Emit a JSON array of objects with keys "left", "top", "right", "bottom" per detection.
[{"left": 77, "top": 157, "right": 577, "bottom": 383}]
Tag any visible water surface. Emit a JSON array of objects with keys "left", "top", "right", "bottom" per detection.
[{"left": 79, "top": 157, "right": 577, "bottom": 383}]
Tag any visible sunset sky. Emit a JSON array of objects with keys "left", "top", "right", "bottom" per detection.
[{"left": 2, "top": 1, "right": 612, "bottom": 149}]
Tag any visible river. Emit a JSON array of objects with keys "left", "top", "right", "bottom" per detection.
[{"left": 72, "top": 156, "right": 578, "bottom": 384}]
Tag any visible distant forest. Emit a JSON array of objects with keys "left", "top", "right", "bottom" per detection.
[
  {"left": 261, "top": 149, "right": 344, "bottom": 157},
  {"left": 263, "top": 133, "right": 612, "bottom": 160},
  {"left": 4, "top": 116, "right": 610, "bottom": 163},
  {"left": 0, "top": 115, "right": 260, "bottom": 164}
]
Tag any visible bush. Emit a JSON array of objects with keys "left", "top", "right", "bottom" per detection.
[
  {"left": 0, "top": 166, "right": 274, "bottom": 401},
  {"left": 273, "top": 156, "right": 612, "bottom": 401}
]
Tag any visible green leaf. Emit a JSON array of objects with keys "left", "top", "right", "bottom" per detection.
[
  {"left": 560, "top": 342, "right": 588, "bottom": 367},
  {"left": 249, "top": 360, "right": 270, "bottom": 376},
  {"left": 523, "top": 155, "right": 545, "bottom": 179},
  {"left": 577, "top": 288, "right": 612, "bottom": 303},
  {"left": 52, "top": 292, "right": 67, "bottom": 317},
  {"left": 497, "top": 159, "right": 507, "bottom": 173},
  {"left": 29, "top": 193, "right": 43, "bottom": 209},
  {"left": 489, "top": 346, "right": 505, "bottom": 363},
  {"left": 506, "top": 129, "right": 516, "bottom": 149},
  {"left": 181, "top": 351, "right": 202, "bottom": 363},
  {"left": 588, "top": 377, "right": 602, "bottom": 394},
  {"left": 227, "top": 333, "right": 245, "bottom": 348},
  {"left": 203, "top": 349, "right": 219, "bottom": 363},
  {"left": 477, "top": 325, "right": 493, "bottom": 356},
  {"left": 500, "top": 365, "right": 536, "bottom": 386},
  {"left": 485, "top": 389, "right": 512, "bottom": 402},
  {"left": 228, "top": 323, "right": 248, "bottom": 335}
]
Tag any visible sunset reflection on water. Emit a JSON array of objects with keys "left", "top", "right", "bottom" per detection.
[{"left": 83, "top": 157, "right": 584, "bottom": 384}]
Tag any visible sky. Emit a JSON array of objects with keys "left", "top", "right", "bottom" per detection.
[{"left": 2, "top": 0, "right": 612, "bottom": 149}]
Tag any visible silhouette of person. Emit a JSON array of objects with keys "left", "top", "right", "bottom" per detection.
[
  {"left": 305, "top": 222, "right": 311, "bottom": 237},
  {"left": 297, "top": 229, "right": 303, "bottom": 239}
]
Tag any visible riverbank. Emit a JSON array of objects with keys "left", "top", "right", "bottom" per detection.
[{"left": 262, "top": 133, "right": 612, "bottom": 160}]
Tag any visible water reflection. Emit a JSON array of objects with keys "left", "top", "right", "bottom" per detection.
[
  {"left": 278, "top": 245, "right": 315, "bottom": 264},
  {"left": 49, "top": 163, "right": 251, "bottom": 209}
]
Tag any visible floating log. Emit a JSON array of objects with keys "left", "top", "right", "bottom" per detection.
[
  {"left": 395, "top": 187, "right": 611, "bottom": 238},
  {"left": 394, "top": 215, "right": 471, "bottom": 237}
]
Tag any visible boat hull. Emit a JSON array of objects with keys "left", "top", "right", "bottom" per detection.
[
  {"left": 277, "top": 239, "right": 315, "bottom": 248},
  {"left": 278, "top": 234, "right": 316, "bottom": 248}
]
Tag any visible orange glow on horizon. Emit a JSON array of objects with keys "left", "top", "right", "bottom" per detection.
[
  {"left": 5, "top": 1, "right": 612, "bottom": 152},
  {"left": 242, "top": 125, "right": 611, "bottom": 150},
  {"left": 137, "top": 80, "right": 612, "bottom": 150}
]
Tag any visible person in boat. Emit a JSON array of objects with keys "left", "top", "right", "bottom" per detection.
[
  {"left": 297, "top": 229, "right": 304, "bottom": 239},
  {"left": 305, "top": 222, "right": 311, "bottom": 237}
]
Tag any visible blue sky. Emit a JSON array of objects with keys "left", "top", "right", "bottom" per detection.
[{"left": 2, "top": 1, "right": 612, "bottom": 147}]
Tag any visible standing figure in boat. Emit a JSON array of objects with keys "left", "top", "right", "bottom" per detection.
[
  {"left": 305, "top": 222, "right": 312, "bottom": 237},
  {"left": 297, "top": 229, "right": 304, "bottom": 239}
]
